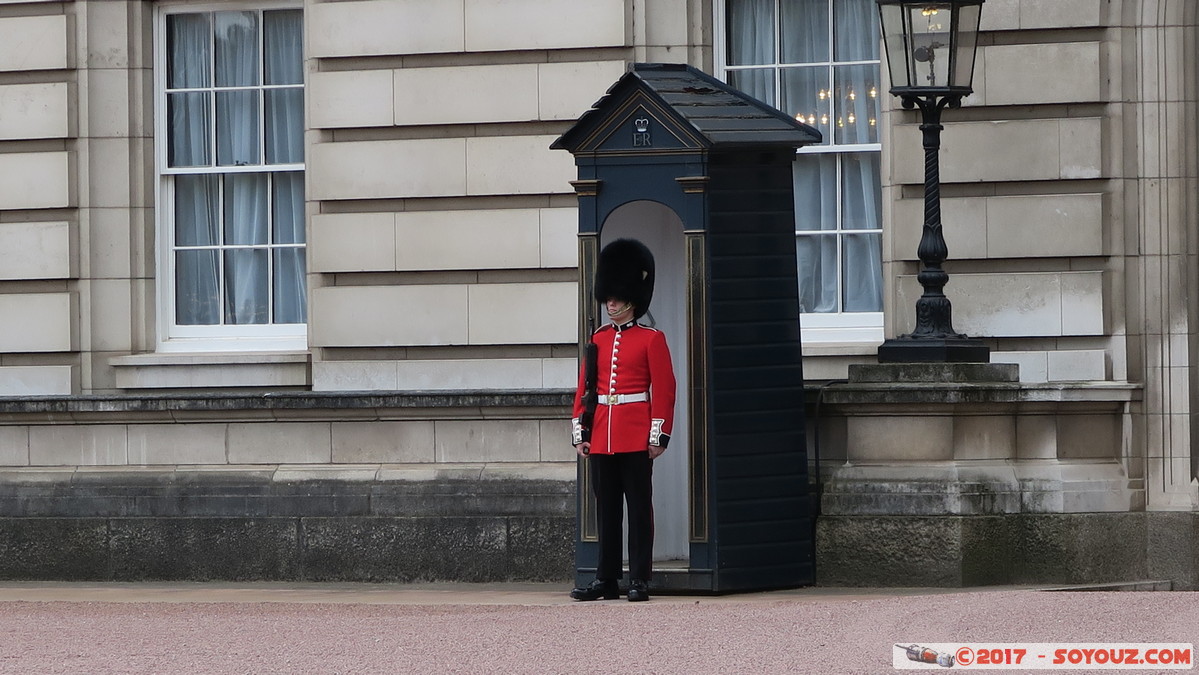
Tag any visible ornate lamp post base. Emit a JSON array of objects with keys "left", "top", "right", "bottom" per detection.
[
  {"left": 877, "top": 93, "right": 991, "bottom": 365},
  {"left": 878, "top": 336, "right": 989, "bottom": 363}
]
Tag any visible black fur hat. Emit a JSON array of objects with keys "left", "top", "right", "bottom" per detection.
[{"left": 594, "top": 238, "right": 655, "bottom": 319}]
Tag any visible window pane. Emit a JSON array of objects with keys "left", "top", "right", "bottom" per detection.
[
  {"left": 793, "top": 153, "right": 836, "bottom": 231},
  {"left": 729, "top": 69, "right": 774, "bottom": 106},
  {"left": 905, "top": 4, "right": 951, "bottom": 89},
  {"left": 781, "top": 0, "right": 829, "bottom": 64},
  {"left": 214, "top": 11, "right": 260, "bottom": 87},
  {"left": 224, "top": 173, "right": 268, "bottom": 245},
  {"left": 834, "top": 0, "right": 880, "bottom": 62},
  {"left": 167, "top": 14, "right": 211, "bottom": 89},
  {"left": 264, "top": 10, "right": 303, "bottom": 86},
  {"left": 833, "top": 64, "right": 880, "bottom": 144},
  {"left": 796, "top": 234, "right": 838, "bottom": 313},
  {"left": 176, "top": 250, "right": 220, "bottom": 325},
  {"left": 273, "top": 172, "right": 305, "bottom": 244},
  {"left": 726, "top": 0, "right": 775, "bottom": 66},
  {"left": 782, "top": 66, "right": 830, "bottom": 144},
  {"left": 274, "top": 248, "right": 307, "bottom": 324},
  {"left": 224, "top": 249, "right": 269, "bottom": 324},
  {"left": 174, "top": 175, "right": 219, "bottom": 246},
  {"left": 216, "top": 90, "right": 260, "bottom": 167},
  {"left": 167, "top": 92, "right": 211, "bottom": 168},
  {"left": 843, "top": 233, "right": 883, "bottom": 312},
  {"left": 953, "top": 5, "right": 982, "bottom": 89},
  {"left": 265, "top": 88, "right": 304, "bottom": 164},
  {"left": 841, "top": 152, "right": 881, "bottom": 231}
]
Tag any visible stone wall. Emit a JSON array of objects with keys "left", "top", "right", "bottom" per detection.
[
  {"left": 0, "top": 468, "right": 575, "bottom": 581},
  {"left": 818, "top": 511, "right": 1199, "bottom": 591},
  {"left": 0, "top": 391, "right": 576, "bottom": 581}
]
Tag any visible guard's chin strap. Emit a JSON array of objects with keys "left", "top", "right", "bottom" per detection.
[{"left": 606, "top": 302, "right": 634, "bottom": 319}]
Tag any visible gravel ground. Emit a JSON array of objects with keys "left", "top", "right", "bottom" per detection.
[{"left": 0, "top": 588, "right": 1196, "bottom": 674}]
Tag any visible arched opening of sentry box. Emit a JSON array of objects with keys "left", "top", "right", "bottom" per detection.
[{"left": 600, "top": 200, "right": 690, "bottom": 566}]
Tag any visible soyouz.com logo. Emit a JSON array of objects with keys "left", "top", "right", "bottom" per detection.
[{"left": 894, "top": 643, "right": 1194, "bottom": 670}]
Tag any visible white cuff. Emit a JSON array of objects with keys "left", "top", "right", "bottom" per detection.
[
  {"left": 649, "top": 418, "right": 665, "bottom": 446},
  {"left": 571, "top": 417, "right": 584, "bottom": 445}
]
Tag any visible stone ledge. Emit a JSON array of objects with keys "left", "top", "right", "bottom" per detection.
[
  {"left": 820, "top": 381, "right": 1140, "bottom": 407},
  {"left": 0, "top": 390, "right": 574, "bottom": 423},
  {"left": 111, "top": 352, "right": 311, "bottom": 390},
  {"left": 110, "top": 353, "right": 311, "bottom": 366},
  {"left": 0, "top": 462, "right": 577, "bottom": 485},
  {"left": 0, "top": 464, "right": 577, "bottom": 519}
]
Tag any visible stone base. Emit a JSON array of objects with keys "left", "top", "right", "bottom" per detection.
[
  {"left": 0, "top": 516, "right": 575, "bottom": 582},
  {"left": 0, "top": 468, "right": 575, "bottom": 582},
  {"left": 849, "top": 362, "right": 1018, "bottom": 384},
  {"left": 877, "top": 337, "right": 991, "bottom": 363},
  {"left": 816, "top": 512, "right": 1199, "bottom": 589},
  {"left": 820, "top": 461, "right": 1139, "bottom": 515}
]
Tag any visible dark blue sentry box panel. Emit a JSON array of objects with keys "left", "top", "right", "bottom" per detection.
[{"left": 553, "top": 64, "right": 820, "bottom": 593}]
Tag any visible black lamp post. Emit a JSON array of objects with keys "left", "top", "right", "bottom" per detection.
[{"left": 876, "top": 0, "right": 988, "bottom": 363}]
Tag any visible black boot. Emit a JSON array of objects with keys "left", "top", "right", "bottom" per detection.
[
  {"left": 627, "top": 579, "right": 649, "bottom": 602},
  {"left": 570, "top": 579, "right": 619, "bottom": 601}
]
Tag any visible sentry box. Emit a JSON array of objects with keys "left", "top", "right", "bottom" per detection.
[{"left": 552, "top": 63, "right": 820, "bottom": 593}]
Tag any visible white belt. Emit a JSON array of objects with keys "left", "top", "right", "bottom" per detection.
[{"left": 599, "top": 392, "right": 648, "bottom": 405}]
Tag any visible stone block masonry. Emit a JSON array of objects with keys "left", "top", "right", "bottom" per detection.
[
  {"left": 0, "top": 469, "right": 574, "bottom": 583},
  {"left": 816, "top": 512, "right": 1199, "bottom": 591},
  {"left": 0, "top": 391, "right": 576, "bottom": 582}
]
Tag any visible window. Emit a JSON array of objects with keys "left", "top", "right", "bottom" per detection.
[
  {"left": 721, "top": 0, "right": 883, "bottom": 343},
  {"left": 156, "top": 4, "right": 305, "bottom": 351}
]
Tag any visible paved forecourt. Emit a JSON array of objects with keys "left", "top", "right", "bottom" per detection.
[{"left": 0, "top": 582, "right": 1193, "bottom": 673}]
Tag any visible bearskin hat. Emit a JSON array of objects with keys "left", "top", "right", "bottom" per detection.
[{"left": 594, "top": 238, "right": 655, "bottom": 319}]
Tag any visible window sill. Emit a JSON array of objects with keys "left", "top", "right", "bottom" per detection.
[
  {"left": 111, "top": 352, "right": 310, "bottom": 390},
  {"left": 802, "top": 342, "right": 883, "bottom": 357},
  {"left": 156, "top": 335, "right": 308, "bottom": 353}
]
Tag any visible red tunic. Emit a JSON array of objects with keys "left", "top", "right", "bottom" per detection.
[{"left": 572, "top": 321, "right": 676, "bottom": 454}]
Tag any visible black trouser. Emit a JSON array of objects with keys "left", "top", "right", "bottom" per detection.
[{"left": 590, "top": 451, "right": 654, "bottom": 582}]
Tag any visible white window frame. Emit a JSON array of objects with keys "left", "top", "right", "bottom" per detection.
[
  {"left": 154, "top": 0, "right": 307, "bottom": 353},
  {"left": 715, "top": 0, "right": 884, "bottom": 345}
]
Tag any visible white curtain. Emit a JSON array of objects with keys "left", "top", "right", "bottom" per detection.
[
  {"left": 167, "top": 14, "right": 211, "bottom": 167},
  {"left": 782, "top": 0, "right": 830, "bottom": 64},
  {"left": 168, "top": 14, "right": 217, "bottom": 325},
  {"left": 264, "top": 10, "right": 306, "bottom": 322},
  {"left": 272, "top": 172, "right": 306, "bottom": 323},
  {"left": 794, "top": 151, "right": 882, "bottom": 314},
  {"left": 841, "top": 153, "right": 883, "bottom": 312},
  {"left": 215, "top": 11, "right": 259, "bottom": 167},
  {"left": 830, "top": 0, "right": 883, "bottom": 312},
  {"left": 223, "top": 174, "right": 269, "bottom": 324},
  {"left": 174, "top": 175, "right": 220, "bottom": 325},
  {"left": 265, "top": 10, "right": 304, "bottom": 165},
  {"left": 727, "top": 0, "right": 774, "bottom": 102},
  {"left": 834, "top": 0, "right": 879, "bottom": 62},
  {"left": 793, "top": 154, "right": 838, "bottom": 313},
  {"left": 213, "top": 12, "right": 268, "bottom": 324}
]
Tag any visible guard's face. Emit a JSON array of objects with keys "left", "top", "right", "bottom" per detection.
[{"left": 605, "top": 298, "right": 634, "bottom": 323}]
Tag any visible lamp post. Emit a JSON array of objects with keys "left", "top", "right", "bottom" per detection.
[{"left": 876, "top": 0, "right": 988, "bottom": 363}]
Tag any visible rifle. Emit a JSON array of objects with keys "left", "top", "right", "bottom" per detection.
[{"left": 580, "top": 340, "right": 599, "bottom": 449}]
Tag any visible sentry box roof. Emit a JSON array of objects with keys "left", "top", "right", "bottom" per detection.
[{"left": 551, "top": 63, "right": 821, "bottom": 154}]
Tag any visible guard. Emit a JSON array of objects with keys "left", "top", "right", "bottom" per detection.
[{"left": 570, "top": 238, "right": 676, "bottom": 602}]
